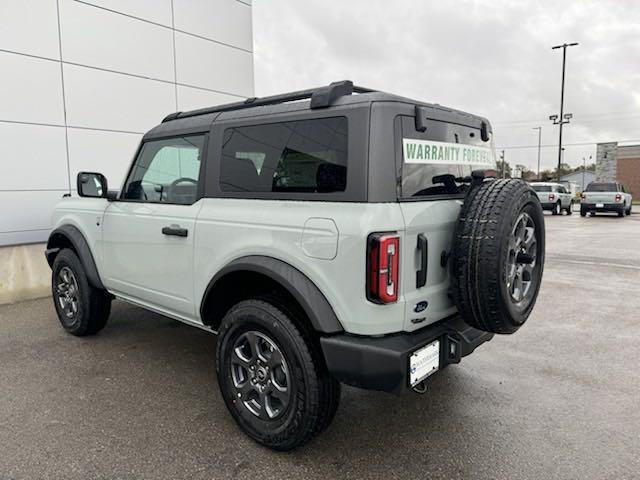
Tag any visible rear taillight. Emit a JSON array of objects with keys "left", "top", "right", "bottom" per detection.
[
  {"left": 615, "top": 194, "right": 622, "bottom": 202},
  {"left": 549, "top": 193, "right": 555, "bottom": 201},
  {"left": 581, "top": 193, "right": 586, "bottom": 201},
  {"left": 367, "top": 233, "right": 400, "bottom": 304}
]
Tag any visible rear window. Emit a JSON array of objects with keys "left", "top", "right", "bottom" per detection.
[
  {"left": 586, "top": 183, "right": 617, "bottom": 192},
  {"left": 399, "top": 116, "right": 496, "bottom": 198},
  {"left": 220, "top": 117, "right": 348, "bottom": 193},
  {"left": 532, "top": 185, "right": 552, "bottom": 192}
]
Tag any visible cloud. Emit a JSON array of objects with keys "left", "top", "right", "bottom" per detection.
[{"left": 253, "top": 0, "right": 640, "bottom": 171}]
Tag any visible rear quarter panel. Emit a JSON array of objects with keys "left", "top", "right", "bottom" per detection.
[{"left": 194, "top": 199, "right": 408, "bottom": 335}]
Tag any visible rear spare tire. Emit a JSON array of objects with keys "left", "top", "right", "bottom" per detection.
[{"left": 450, "top": 179, "right": 545, "bottom": 334}]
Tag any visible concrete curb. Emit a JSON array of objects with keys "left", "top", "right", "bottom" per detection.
[{"left": 0, "top": 243, "right": 51, "bottom": 305}]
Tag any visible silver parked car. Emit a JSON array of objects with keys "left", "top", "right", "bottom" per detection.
[
  {"left": 530, "top": 182, "right": 574, "bottom": 215},
  {"left": 580, "top": 182, "right": 633, "bottom": 217}
]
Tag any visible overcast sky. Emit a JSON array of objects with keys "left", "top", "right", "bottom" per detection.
[{"left": 252, "top": 0, "right": 640, "bottom": 172}]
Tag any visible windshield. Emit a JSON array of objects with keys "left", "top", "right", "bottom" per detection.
[
  {"left": 586, "top": 183, "right": 617, "bottom": 192},
  {"left": 399, "top": 116, "right": 497, "bottom": 198},
  {"left": 532, "top": 185, "right": 552, "bottom": 192}
]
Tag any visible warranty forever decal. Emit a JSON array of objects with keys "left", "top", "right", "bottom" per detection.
[{"left": 403, "top": 138, "right": 496, "bottom": 166}]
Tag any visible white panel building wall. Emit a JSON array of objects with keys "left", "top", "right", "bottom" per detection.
[{"left": 0, "top": 0, "right": 254, "bottom": 246}]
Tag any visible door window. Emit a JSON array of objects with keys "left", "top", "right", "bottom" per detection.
[{"left": 122, "top": 135, "right": 206, "bottom": 205}]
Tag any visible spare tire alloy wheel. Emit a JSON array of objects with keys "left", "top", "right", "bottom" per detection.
[
  {"left": 450, "top": 179, "right": 545, "bottom": 334},
  {"left": 230, "top": 331, "right": 291, "bottom": 420},
  {"left": 506, "top": 213, "right": 537, "bottom": 305}
]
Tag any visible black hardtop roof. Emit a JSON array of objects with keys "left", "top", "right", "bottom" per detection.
[{"left": 144, "top": 80, "right": 491, "bottom": 139}]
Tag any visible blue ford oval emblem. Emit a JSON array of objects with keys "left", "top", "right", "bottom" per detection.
[{"left": 414, "top": 301, "right": 428, "bottom": 313}]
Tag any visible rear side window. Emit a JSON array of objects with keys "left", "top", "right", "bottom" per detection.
[
  {"left": 399, "top": 116, "right": 496, "bottom": 198},
  {"left": 220, "top": 117, "right": 348, "bottom": 193},
  {"left": 532, "top": 185, "right": 552, "bottom": 192},
  {"left": 586, "top": 183, "right": 617, "bottom": 192}
]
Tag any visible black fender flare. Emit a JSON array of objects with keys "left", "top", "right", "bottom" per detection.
[
  {"left": 200, "top": 255, "right": 344, "bottom": 334},
  {"left": 45, "top": 225, "right": 106, "bottom": 290}
]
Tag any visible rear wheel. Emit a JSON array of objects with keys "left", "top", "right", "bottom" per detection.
[
  {"left": 216, "top": 299, "right": 340, "bottom": 450},
  {"left": 51, "top": 249, "right": 111, "bottom": 336},
  {"left": 566, "top": 201, "right": 573, "bottom": 215},
  {"left": 450, "top": 179, "right": 545, "bottom": 334},
  {"left": 552, "top": 201, "right": 561, "bottom": 215},
  {"left": 580, "top": 206, "right": 587, "bottom": 217},
  {"left": 618, "top": 204, "right": 625, "bottom": 217},
  {"left": 627, "top": 204, "right": 633, "bottom": 216}
]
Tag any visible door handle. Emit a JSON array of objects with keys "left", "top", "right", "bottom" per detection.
[
  {"left": 416, "top": 234, "right": 428, "bottom": 288},
  {"left": 162, "top": 225, "right": 188, "bottom": 237}
]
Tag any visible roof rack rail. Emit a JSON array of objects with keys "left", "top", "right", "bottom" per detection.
[{"left": 161, "top": 80, "right": 375, "bottom": 123}]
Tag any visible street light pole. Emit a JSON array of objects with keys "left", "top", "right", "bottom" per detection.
[
  {"left": 532, "top": 126, "right": 542, "bottom": 179},
  {"left": 582, "top": 154, "right": 591, "bottom": 191},
  {"left": 550, "top": 42, "right": 578, "bottom": 181}
]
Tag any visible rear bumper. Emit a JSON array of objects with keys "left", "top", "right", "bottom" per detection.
[
  {"left": 540, "top": 202, "right": 556, "bottom": 210},
  {"left": 320, "top": 315, "right": 493, "bottom": 394},
  {"left": 581, "top": 203, "right": 623, "bottom": 212}
]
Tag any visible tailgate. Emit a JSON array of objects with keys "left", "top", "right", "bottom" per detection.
[
  {"left": 584, "top": 192, "right": 616, "bottom": 204},
  {"left": 394, "top": 113, "right": 496, "bottom": 332},
  {"left": 399, "top": 200, "right": 460, "bottom": 331}
]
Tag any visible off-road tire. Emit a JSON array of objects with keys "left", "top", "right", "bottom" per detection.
[
  {"left": 216, "top": 299, "right": 340, "bottom": 451},
  {"left": 450, "top": 179, "right": 545, "bottom": 334},
  {"left": 51, "top": 249, "right": 111, "bottom": 336}
]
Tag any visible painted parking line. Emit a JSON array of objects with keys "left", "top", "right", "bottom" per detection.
[{"left": 548, "top": 258, "right": 640, "bottom": 271}]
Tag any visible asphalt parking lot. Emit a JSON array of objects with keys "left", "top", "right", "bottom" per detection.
[{"left": 1, "top": 212, "right": 639, "bottom": 480}]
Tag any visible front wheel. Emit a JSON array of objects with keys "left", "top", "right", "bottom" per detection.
[
  {"left": 51, "top": 249, "right": 111, "bottom": 336},
  {"left": 216, "top": 299, "right": 340, "bottom": 451}
]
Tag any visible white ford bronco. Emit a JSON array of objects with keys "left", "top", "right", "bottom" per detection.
[{"left": 46, "top": 81, "right": 545, "bottom": 450}]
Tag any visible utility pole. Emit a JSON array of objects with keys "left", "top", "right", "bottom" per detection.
[
  {"left": 500, "top": 150, "right": 506, "bottom": 178},
  {"left": 532, "top": 126, "right": 542, "bottom": 179},
  {"left": 550, "top": 42, "right": 578, "bottom": 181}
]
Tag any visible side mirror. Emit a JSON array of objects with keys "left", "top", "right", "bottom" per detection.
[{"left": 77, "top": 172, "right": 108, "bottom": 198}]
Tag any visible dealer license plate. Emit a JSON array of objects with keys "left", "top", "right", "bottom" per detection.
[
  {"left": 409, "top": 340, "right": 440, "bottom": 386},
  {"left": 596, "top": 203, "right": 604, "bottom": 208}
]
